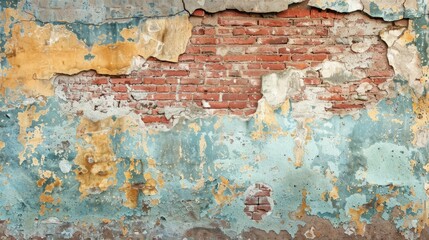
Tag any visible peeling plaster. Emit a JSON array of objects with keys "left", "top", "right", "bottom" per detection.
[{"left": 183, "top": 0, "right": 305, "bottom": 13}]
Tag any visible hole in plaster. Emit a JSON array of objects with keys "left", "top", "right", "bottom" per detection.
[{"left": 244, "top": 183, "right": 273, "bottom": 221}]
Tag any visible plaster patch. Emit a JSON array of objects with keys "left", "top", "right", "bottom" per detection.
[
  {"left": 318, "top": 61, "right": 357, "bottom": 85},
  {"left": 261, "top": 68, "right": 304, "bottom": 108},
  {"left": 363, "top": 142, "right": 415, "bottom": 186}
]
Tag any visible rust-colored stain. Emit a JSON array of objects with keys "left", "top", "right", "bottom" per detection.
[
  {"left": 74, "top": 118, "right": 121, "bottom": 198},
  {"left": 212, "top": 176, "right": 241, "bottom": 206},
  {"left": 349, "top": 206, "right": 367, "bottom": 236}
]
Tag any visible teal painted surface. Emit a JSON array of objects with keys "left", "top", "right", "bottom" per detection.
[{"left": 1, "top": 92, "right": 428, "bottom": 237}]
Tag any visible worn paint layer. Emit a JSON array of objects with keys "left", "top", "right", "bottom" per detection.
[{"left": 1, "top": 0, "right": 429, "bottom": 239}]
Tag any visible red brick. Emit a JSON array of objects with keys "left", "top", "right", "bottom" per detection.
[
  {"left": 245, "top": 196, "right": 259, "bottom": 205},
  {"left": 258, "top": 37, "right": 289, "bottom": 45},
  {"left": 271, "top": 28, "right": 301, "bottom": 36},
  {"left": 92, "top": 77, "right": 109, "bottom": 85},
  {"left": 229, "top": 102, "right": 248, "bottom": 109},
  {"left": 259, "top": 196, "right": 270, "bottom": 205},
  {"left": 197, "top": 86, "right": 229, "bottom": 93},
  {"left": 261, "top": 63, "right": 286, "bottom": 70},
  {"left": 288, "top": 38, "right": 325, "bottom": 45},
  {"left": 200, "top": 46, "right": 217, "bottom": 54},
  {"left": 321, "top": 19, "right": 334, "bottom": 26},
  {"left": 367, "top": 70, "right": 394, "bottom": 77},
  {"left": 205, "top": 63, "right": 230, "bottom": 71},
  {"left": 277, "top": 7, "right": 311, "bottom": 18},
  {"left": 207, "top": 101, "right": 229, "bottom": 109},
  {"left": 232, "top": 28, "right": 246, "bottom": 35},
  {"left": 195, "top": 93, "right": 220, "bottom": 101},
  {"left": 218, "top": 18, "right": 258, "bottom": 26},
  {"left": 203, "top": 71, "right": 226, "bottom": 78},
  {"left": 223, "top": 94, "right": 248, "bottom": 101},
  {"left": 257, "top": 205, "right": 272, "bottom": 212},
  {"left": 178, "top": 54, "right": 195, "bottom": 62},
  {"left": 254, "top": 190, "right": 272, "bottom": 197},
  {"left": 243, "top": 71, "right": 271, "bottom": 78},
  {"left": 205, "top": 79, "right": 220, "bottom": 85},
  {"left": 111, "top": 78, "right": 141, "bottom": 84},
  {"left": 192, "top": 26, "right": 215, "bottom": 35},
  {"left": 150, "top": 94, "right": 176, "bottom": 100},
  {"left": 156, "top": 86, "right": 170, "bottom": 92},
  {"left": 181, "top": 79, "right": 202, "bottom": 85},
  {"left": 217, "top": 28, "right": 232, "bottom": 35},
  {"left": 223, "top": 55, "right": 256, "bottom": 62},
  {"left": 112, "top": 85, "right": 127, "bottom": 92},
  {"left": 222, "top": 37, "right": 256, "bottom": 45},
  {"left": 245, "top": 46, "right": 278, "bottom": 54},
  {"left": 247, "top": 63, "right": 261, "bottom": 69},
  {"left": 164, "top": 70, "right": 189, "bottom": 77},
  {"left": 311, "top": 46, "right": 345, "bottom": 54},
  {"left": 229, "top": 87, "right": 260, "bottom": 93},
  {"left": 195, "top": 55, "right": 222, "bottom": 62},
  {"left": 143, "top": 78, "right": 165, "bottom": 84},
  {"left": 191, "top": 9, "right": 205, "bottom": 17},
  {"left": 256, "top": 55, "right": 291, "bottom": 62},
  {"left": 140, "top": 70, "right": 164, "bottom": 77},
  {"left": 114, "top": 93, "right": 128, "bottom": 100},
  {"left": 243, "top": 28, "right": 271, "bottom": 35},
  {"left": 279, "top": 46, "right": 308, "bottom": 54},
  {"left": 331, "top": 103, "right": 364, "bottom": 109},
  {"left": 249, "top": 94, "right": 263, "bottom": 101},
  {"left": 190, "top": 37, "right": 218, "bottom": 45},
  {"left": 131, "top": 85, "right": 157, "bottom": 92},
  {"left": 310, "top": 9, "right": 339, "bottom": 19},
  {"left": 318, "top": 94, "right": 346, "bottom": 101},
  {"left": 327, "top": 86, "right": 343, "bottom": 93},
  {"left": 179, "top": 86, "right": 197, "bottom": 92},
  {"left": 304, "top": 78, "right": 322, "bottom": 85},
  {"left": 142, "top": 115, "right": 170, "bottom": 124},
  {"left": 177, "top": 94, "right": 193, "bottom": 100},
  {"left": 291, "top": 54, "right": 328, "bottom": 61},
  {"left": 371, "top": 78, "right": 389, "bottom": 84},
  {"left": 315, "top": 28, "right": 329, "bottom": 36},
  {"left": 252, "top": 212, "right": 264, "bottom": 221},
  {"left": 258, "top": 19, "right": 292, "bottom": 27},
  {"left": 294, "top": 19, "right": 322, "bottom": 27}
]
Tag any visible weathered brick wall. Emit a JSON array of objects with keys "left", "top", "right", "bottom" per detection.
[{"left": 58, "top": 3, "right": 395, "bottom": 124}]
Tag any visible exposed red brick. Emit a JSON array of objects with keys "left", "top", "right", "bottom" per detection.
[
  {"left": 62, "top": 4, "right": 394, "bottom": 125},
  {"left": 258, "top": 19, "right": 292, "bottom": 27},
  {"left": 218, "top": 18, "right": 258, "bottom": 26}
]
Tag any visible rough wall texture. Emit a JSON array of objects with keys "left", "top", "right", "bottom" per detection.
[{"left": 0, "top": 0, "right": 429, "bottom": 239}]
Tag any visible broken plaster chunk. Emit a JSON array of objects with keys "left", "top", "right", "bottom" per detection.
[
  {"left": 356, "top": 82, "right": 373, "bottom": 95},
  {"left": 308, "top": 0, "right": 363, "bottom": 12},
  {"left": 261, "top": 68, "right": 304, "bottom": 108},
  {"left": 318, "top": 61, "right": 357, "bottom": 85},
  {"left": 183, "top": 0, "right": 304, "bottom": 13},
  {"left": 380, "top": 28, "right": 424, "bottom": 97}
]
